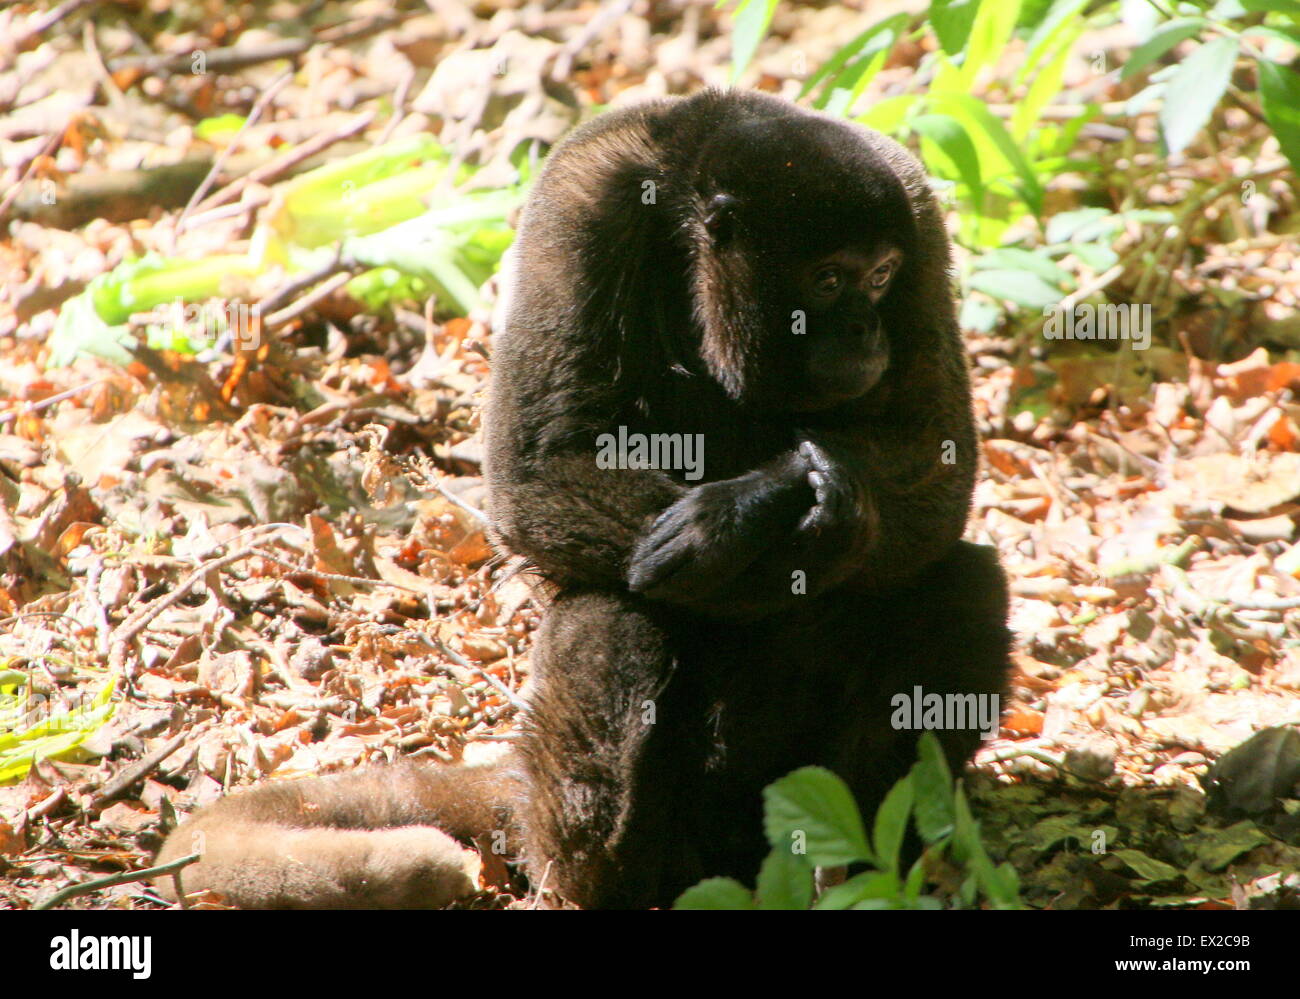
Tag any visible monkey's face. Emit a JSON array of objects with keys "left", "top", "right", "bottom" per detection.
[
  {"left": 783, "top": 244, "right": 900, "bottom": 410},
  {"left": 687, "top": 114, "right": 916, "bottom": 412}
]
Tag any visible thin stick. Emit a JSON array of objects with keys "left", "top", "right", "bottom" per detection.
[
  {"left": 256, "top": 248, "right": 352, "bottom": 315},
  {"left": 17, "top": 0, "right": 99, "bottom": 43},
  {"left": 192, "top": 111, "right": 375, "bottom": 215},
  {"left": 379, "top": 64, "right": 417, "bottom": 145},
  {"left": 263, "top": 271, "right": 354, "bottom": 329},
  {"left": 175, "top": 70, "right": 292, "bottom": 237},
  {"left": 87, "top": 729, "right": 190, "bottom": 813},
  {"left": 34, "top": 853, "right": 202, "bottom": 910},
  {"left": 0, "top": 378, "right": 107, "bottom": 425},
  {"left": 0, "top": 132, "right": 60, "bottom": 222},
  {"left": 424, "top": 633, "right": 528, "bottom": 712}
]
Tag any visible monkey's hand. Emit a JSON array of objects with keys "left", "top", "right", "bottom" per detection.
[
  {"left": 626, "top": 451, "right": 815, "bottom": 604},
  {"left": 793, "top": 438, "right": 865, "bottom": 535}
]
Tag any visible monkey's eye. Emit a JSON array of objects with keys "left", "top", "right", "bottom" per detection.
[
  {"left": 869, "top": 261, "right": 896, "bottom": 289},
  {"left": 704, "top": 193, "right": 737, "bottom": 238},
  {"left": 813, "top": 267, "right": 845, "bottom": 297}
]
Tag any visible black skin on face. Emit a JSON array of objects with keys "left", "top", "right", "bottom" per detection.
[{"left": 153, "top": 90, "right": 1010, "bottom": 910}]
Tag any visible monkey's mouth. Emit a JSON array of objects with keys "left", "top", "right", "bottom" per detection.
[{"left": 796, "top": 339, "right": 888, "bottom": 409}]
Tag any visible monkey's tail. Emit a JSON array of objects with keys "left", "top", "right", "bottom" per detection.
[{"left": 153, "top": 759, "right": 524, "bottom": 908}]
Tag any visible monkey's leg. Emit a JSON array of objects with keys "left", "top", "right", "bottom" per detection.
[
  {"left": 517, "top": 590, "right": 720, "bottom": 909},
  {"left": 827, "top": 540, "right": 1011, "bottom": 825},
  {"left": 154, "top": 760, "right": 520, "bottom": 908},
  {"left": 703, "top": 541, "right": 1009, "bottom": 875}
]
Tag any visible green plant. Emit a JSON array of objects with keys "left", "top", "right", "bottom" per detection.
[
  {"left": 47, "top": 137, "right": 526, "bottom": 367},
  {"left": 673, "top": 732, "right": 1021, "bottom": 910}
]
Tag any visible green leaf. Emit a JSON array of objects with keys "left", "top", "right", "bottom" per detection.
[
  {"left": 1044, "top": 207, "right": 1113, "bottom": 243},
  {"left": 1125, "top": 80, "right": 1167, "bottom": 117},
  {"left": 968, "top": 268, "right": 1064, "bottom": 308},
  {"left": 1112, "top": 849, "right": 1181, "bottom": 884},
  {"left": 1119, "top": 18, "right": 1206, "bottom": 82},
  {"left": 987, "top": 862, "right": 1023, "bottom": 907},
  {"left": 1246, "top": 24, "right": 1300, "bottom": 46},
  {"left": 730, "top": 0, "right": 779, "bottom": 83},
  {"left": 1241, "top": 0, "right": 1300, "bottom": 16},
  {"left": 1213, "top": 0, "right": 1249, "bottom": 15},
  {"left": 1258, "top": 59, "right": 1300, "bottom": 175},
  {"left": 959, "top": 296, "right": 1002, "bottom": 333},
  {"left": 755, "top": 849, "right": 815, "bottom": 910},
  {"left": 1067, "top": 241, "right": 1119, "bottom": 271},
  {"left": 960, "top": 0, "right": 1022, "bottom": 86},
  {"left": 1012, "top": 27, "right": 1080, "bottom": 141},
  {"left": 903, "top": 852, "right": 931, "bottom": 905},
  {"left": 855, "top": 94, "right": 917, "bottom": 133},
  {"left": 0, "top": 678, "right": 117, "bottom": 784},
  {"left": 47, "top": 288, "right": 133, "bottom": 367},
  {"left": 1158, "top": 37, "right": 1239, "bottom": 156},
  {"left": 673, "top": 877, "right": 757, "bottom": 910},
  {"left": 931, "top": 95, "right": 1045, "bottom": 214},
  {"left": 872, "top": 775, "right": 914, "bottom": 873},
  {"left": 975, "top": 247, "right": 1072, "bottom": 284},
  {"left": 952, "top": 783, "right": 1021, "bottom": 908},
  {"left": 194, "top": 113, "right": 248, "bottom": 141},
  {"left": 1019, "top": 0, "right": 1090, "bottom": 84},
  {"left": 763, "top": 766, "right": 873, "bottom": 867},
  {"left": 341, "top": 191, "right": 520, "bottom": 313},
  {"left": 929, "top": 0, "right": 980, "bottom": 55},
  {"left": 814, "top": 870, "right": 902, "bottom": 909},
  {"left": 912, "top": 113, "right": 984, "bottom": 202},
  {"left": 910, "top": 732, "right": 956, "bottom": 844},
  {"left": 801, "top": 14, "right": 909, "bottom": 106},
  {"left": 822, "top": 51, "right": 891, "bottom": 117}
]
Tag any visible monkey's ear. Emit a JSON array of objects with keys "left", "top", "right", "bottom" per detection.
[{"left": 703, "top": 193, "right": 737, "bottom": 240}]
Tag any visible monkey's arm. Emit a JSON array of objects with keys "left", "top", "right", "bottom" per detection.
[
  {"left": 627, "top": 399, "right": 976, "bottom": 619},
  {"left": 153, "top": 761, "right": 520, "bottom": 908},
  {"left": 488, "top": 449, "right": 686, "bottom": 589}
]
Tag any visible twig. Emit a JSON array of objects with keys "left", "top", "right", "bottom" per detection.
[
  {"left": 15, "top": 0, "right": 99, "bottom": 45},
  {"left": 177, "top": 190, "right": 272, "bottom": 233},
  {"left": 26, "top": 788, "right": 68, "bottom": 822},
  {"left": 248, "top": 546, "right": 426, "bottom": 594},
  {"left": 175, "top": 70, "right": 292, "bottom": 238},
  {"left": 432, "top": 476, "right": 491, "bottom": 526},
  {"left": 108, "top": 545, "right": 265, "bottom": 674},
  {"left": 379, "top": 64, "right": 417, "bottom": 145},
  {"left": 1229, "top": 595, "right": 1300, "bottom": 612},
  {"left": 0, "top": 131, "right": 60, "bottom": 222},
  {"left": 34, "top": 853, "right": 202, "bottom": 910},
  {"left": 423, "top": 633, "right": 528, "bottom": 712},
  {"left": 192, "top": 110, "right": 375, "bottom": 215},
  {"left": 404, "top": 450, "right": 491, "bottom": 525},
  {"left": 82, "top": 21, "right": 127, "bottom": 118},
  {"left": 1058, "top": 264, "right": 1125, "bottom": 312},
  {"left": 529, "top": 861, "right": 554, "bottom": 909},
  {"left": 108, "top": 39, "right": 310, "bottom": 77},
  {"left": 256, "top": 248, "right": 354, "bottom": 315},
  {"left": 316, "top": 13, "right": 407, "bottom": 46},
  {"left": 551, "top": 0, "right": 636, "bottom": 81},
  {"left": 87, "top": 729, "right": 190, "bottom": 813},
  {"left": 0, "top": 378, "right": 107, "bottom": 425},
  {"left": 264, "top": 271, "right": 354, "bottom": 329}
]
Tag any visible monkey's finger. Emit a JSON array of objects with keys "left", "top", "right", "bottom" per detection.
[
  {"left": 797, "top": 439, "right": 835, "bottom": 473},
  {"left": 628, "top": 524, "right": 756, "bottom": 599}
]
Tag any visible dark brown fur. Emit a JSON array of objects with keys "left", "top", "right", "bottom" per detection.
[{"left": 155, "top": 90, "right": 1009, "bottom": 909}]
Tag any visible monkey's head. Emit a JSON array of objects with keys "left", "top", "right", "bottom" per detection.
[{"left": 682, "top": 101, "right": 919, "bottom": 412}]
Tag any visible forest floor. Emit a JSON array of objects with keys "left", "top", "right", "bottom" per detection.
[{"left": 1, "top": 0, "right": 1299, "bottom": 909}]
